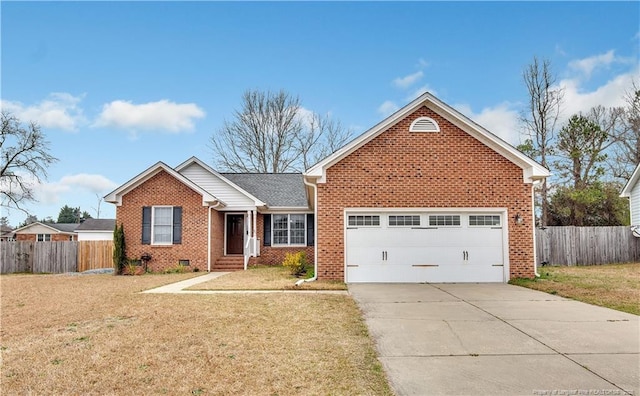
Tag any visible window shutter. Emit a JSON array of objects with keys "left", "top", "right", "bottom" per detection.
[
  {"left": 263, "top": 214, "right": 271, "bottom": 246},
  {"left": 142, "top": 207, "right": 151, "bottom": 245},
  {"left": 172, "top": 206, "right": 182, "bottom": 244},
  {"left": 306, "top": 213, "right": 314, "bottom": 246}
]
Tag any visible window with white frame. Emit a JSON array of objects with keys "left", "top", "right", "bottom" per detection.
[
  {"left": 428, "top": 215, "right": 461, "bottom": 226},
  {"left": 273, "top": 214, "right": 306, "bottom": 245},
  {"left": 347, "top": 215, "right": 380, "bottom": 227},
  {"left": 152, "top": 206, "right": 173, "bottom": 244},
  {"left": 37, "top": 234, "right": 51, "bottom": 242},
  {"left": 389, "top": 215, "right": 421, "bottom": 226},
  {"left": 469, "top": 215, "right": 501, "bottom": 227}
]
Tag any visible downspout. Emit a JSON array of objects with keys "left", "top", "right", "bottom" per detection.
[
  {"left": 532, "top": 180, "right": 540, "bottom": 278},
  {"left": 296, "top": 176, "right": 318, "bottom": 285},
  {"left": 207, "top": 206, "right": 212, "bottom": 272}
]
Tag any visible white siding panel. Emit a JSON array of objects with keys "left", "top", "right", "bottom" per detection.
[
  {"left": 630, "top": 183, "right": 640, "bottom": 225},
  {"left": 77, "top": 231, "right": 112, "bottom": 241},
  {"left": 179, "top": 163, "right": 256, "bottom": 208}
]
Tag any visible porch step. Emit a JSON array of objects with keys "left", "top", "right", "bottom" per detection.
[{"left": 212, "top": 256, "right": 244, "bottom": 272}]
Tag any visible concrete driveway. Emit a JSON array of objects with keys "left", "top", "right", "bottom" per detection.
[{"left": 349, "top": 283, "right": 639, "bottom": 396}]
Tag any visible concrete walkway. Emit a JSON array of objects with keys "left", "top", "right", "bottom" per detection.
[
  {"left": 142, "top": 272, "right": 348, "bottom": 295},
  {"left": 350, "top": 283, "right": 639, "bottom": 396}
]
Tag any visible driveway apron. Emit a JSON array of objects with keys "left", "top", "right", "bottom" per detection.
[{"left": 349, "top": 283, "right": 639, "bottom": 396}]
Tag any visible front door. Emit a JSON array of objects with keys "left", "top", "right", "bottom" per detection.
[{"left": 226, "top": 214, "right": 244, "bottom": 254}]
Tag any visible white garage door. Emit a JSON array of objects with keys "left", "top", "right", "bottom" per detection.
[{"left": 345, "top": 211, "right": 506, "bottom": 283}]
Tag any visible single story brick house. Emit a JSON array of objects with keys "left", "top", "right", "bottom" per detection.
[
  {"left": 105, "top": 93, "right": 549, "bottom": 282},
  {"left": 13, "top": 222, "right": 79, "bottom": 242}
]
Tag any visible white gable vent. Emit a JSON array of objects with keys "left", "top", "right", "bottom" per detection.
[{"left": 409, "top": 117, "right": 440, "bottom": 132}]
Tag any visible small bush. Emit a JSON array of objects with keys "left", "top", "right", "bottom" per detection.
[
  {"left": 282, "top": 251, "right": 307, "bottom": 276},
  {"left": 164, "top": 263, "right": 187, "bottom": 274}
]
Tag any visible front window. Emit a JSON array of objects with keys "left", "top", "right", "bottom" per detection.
[
  {"left": 273, "top": 214, "right": 306, "bottom": 246},
  {"left": 153, "top": 206, "right": 173, "bottom": 245},
  {"left": 37, "top": 234, "right": 51, "bottom": 242}
]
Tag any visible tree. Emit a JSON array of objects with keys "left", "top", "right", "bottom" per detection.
[
  {"left": 18, "top": 214, "right": 38, "bottom": 227},
  {"left": 58, "top": 205, "right": 81, "bottom": 223},
  {"left": 56, "top": 205, "right": 92, "bottom": 223},
  {"left": 210, "top": 89, "right": 352, "bottom": 173},
  {"left": 555, "top": 114, "right": 610, "bottom": 189},
  {"left": 113, "top": 223, "right": 126, "bottom": 275},
  {"left": 1, "top": 113, "right": 58, "bottom": 212},
  {"left": 548, "top": 182, "right": 629, "bottom": 226},
  {"left": 519, "top": 57, "right": 564, "bottom": 227},
  {"left": 610, "top": 81, "right": 640, "bottom": 180}
]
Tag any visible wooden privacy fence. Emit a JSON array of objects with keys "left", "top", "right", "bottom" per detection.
[
  {"left": 78, "top": 241, "right": 114, "bottom": 272},
  {"left": 536, "top": 226, "right": 640, "bottom": 266},
  {"left": 1, "top": 241, "right": 114, "bottom": 274}
]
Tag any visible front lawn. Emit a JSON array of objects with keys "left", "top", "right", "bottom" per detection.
[
  {"left": 510, "top": 263, "right": 640, "bottom": 315},
  {"left": 0, "top": 273, "right": 390, "bottom": 395},
  {"left": 189, "top": 265, "right": 348, "bottom": 291}
]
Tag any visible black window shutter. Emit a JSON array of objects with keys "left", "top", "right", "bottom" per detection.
[
  {"left": 172, "top": 207, "right": 182, "bottom": 244},
  {"left": 306, "top": 213, "right": 314, "bottom": 246},
  {"left": 142, "top": 207, "right": 151, "bottom": 245},
  {"left": 263, "top": 214, "right": 271, "bottom": 246}
]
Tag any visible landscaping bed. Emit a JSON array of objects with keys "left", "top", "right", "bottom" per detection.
[{"left": 510, "top": 263, "right": 640, "bottom": 315}]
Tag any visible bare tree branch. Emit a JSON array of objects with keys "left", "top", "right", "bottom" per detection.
[
  {"left": 1, "top": 112, "right": 58, "bottom": 212},
  {"left": 519, "top": 57, "right": 564, "bottom": 226},
  {"left": 210, "top": 89, "right": 353, "bottom": 173}
]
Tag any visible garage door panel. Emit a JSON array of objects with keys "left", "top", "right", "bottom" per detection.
[{"left": 345, "top": 211, "right": 506, "bottom": 283}]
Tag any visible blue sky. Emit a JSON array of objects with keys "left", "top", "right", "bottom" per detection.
[{"left": 1, "top": 1, "right": 639, "bottom": 227}]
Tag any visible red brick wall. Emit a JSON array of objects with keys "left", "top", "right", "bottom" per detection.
[
  {"left": 116, "top": 170, "right": 210, "bottom": 272},
  {"left": 15, "top": 234, "right": 76, "bottom": 241},
  {"left": 316, "top": 106, "right": 535, "bottom": 281}
]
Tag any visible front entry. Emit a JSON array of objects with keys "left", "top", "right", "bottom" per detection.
[{"left": 226, "top": 214, "right": 244, "bottom": 254}]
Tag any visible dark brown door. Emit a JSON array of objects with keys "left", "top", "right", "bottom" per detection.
[{"left": 226, "top": 214, "right": 244, "bottom": 254}]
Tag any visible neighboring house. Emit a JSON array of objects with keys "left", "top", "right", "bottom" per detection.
[
  {"left": 75, "top": 218, "right": 116, "bottom": 241},
  {"left": 620, "top": 163, "right": 640, "bottom": 237},
  {"left": 13, "top": 222, "right": 79, "bottom": 242},
  {"left": 0, "top": 225, "right": 15, "bottom": 242},
  {"left": 105, "top": 92, "right": 549, "bottom": 282}
]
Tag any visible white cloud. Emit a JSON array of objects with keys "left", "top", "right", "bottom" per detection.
[
  {"left": 93, "top": 99, "right": 205, "bottom": 132},
  {"left": 0, "top": 93, "right": 86, "bottom": 131},
  {"left": 392, "top": 71, "right": 424, "bottom": 89},
  {"left": 417, "top": 58, "right": 430, "bottom": 68},
  {"left": 568, "top": 50, "right": 616, "bottom": 78},
  {"left": 454, "top": 102, "right": 521, "bottom": 145},
  {"left": 34, "top": 174, "right": 118, "bottom": 205},
  {"left": 558, "top": 66, "right": 639, "bottom": 119},
  {"left": 377, "top": 100, "right": 399, "bottom": 117}
]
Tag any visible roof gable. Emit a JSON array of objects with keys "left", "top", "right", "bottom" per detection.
[
  {"left": 175, "top": 157, "right": 267, "bottom": 208},
  {"left": 104, "top": 161, "right": 223, "bottom": 207},
  {"left": 620, "top": 163, "right": 640, "bottom": 198},
  {"left": 14, "top": 222, "right": 78, "bottom": 234},
  {"left": 305, "top": 92, "right": 550, "bottom": 184}
]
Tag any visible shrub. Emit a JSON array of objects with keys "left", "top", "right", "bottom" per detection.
[
  {"left": 113, "top": 224, "right": 126, "bottom": 275},
  {"left": 282, "top": 251, "right": 307, "bottom": 276}
]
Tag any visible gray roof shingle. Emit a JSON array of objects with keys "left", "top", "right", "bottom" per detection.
[
  {"left": 48, "top": 223, "right": 80, "bottom": 233},
  {"left": 75, "top": 218, "right": 116, "bottom": 231},
  {"left": 221, "top": 173, "right": 308, "bottom": 208}
]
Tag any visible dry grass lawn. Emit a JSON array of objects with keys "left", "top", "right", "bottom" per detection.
[
  {"left": 0, "top": 273, "right": 390, "bottom": 395},
  {"left": 189, "top": 265, "right": 347, "bottom": 291},
  {"left": 510, "top": 263, "right": 640, "bottom": 315}
]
